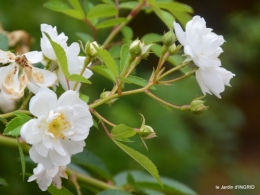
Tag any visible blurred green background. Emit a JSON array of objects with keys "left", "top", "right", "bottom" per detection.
[{"left": 0, "top": 0, "right": 260, "bottom": 195}]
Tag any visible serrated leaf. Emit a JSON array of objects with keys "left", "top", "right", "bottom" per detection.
[
  {"left": 91, "top": 66, "right": 116, "bottom": 82},
  {"left": 109, "top": 44, "right": 122, "bottom": 59},
  {"left": 87, "top": 4, "right": 117, "bottom": 19},
  {"left": 121, "top": 26, "right": 133, "bottom": 42},
  {"left": 119, "top": 1, "right": 138, "bottom": 10},
  {"left": 113, "top": 140, "right": 162, "bottom": 187},
  {"left": 76, "top": 32, "right": 94, "bottom": 43},
  {"left": 17, "top": 137, "right": 26, "bottom": 181},
  {"left": 97, "top": 190, "right": 132, "bottom": 195},
  {"left": 72, "top": 149, "right": 112, "bottom": 180},
  {"left": 111, "top": 124, "right": 136, "bottom": 139},
  {"left": 0, "top": 178, "right": 8, "bottom": 187},
  {"left": 68, "top": 74, "right": 91, "bottom": 84},
  {"left": 141, "top": 33, "right": 162, "bottom": 43},
  {"left": 0, "top": 33, "right": 9, "bottom": 50},
  {"left": 152, "top": 6, "right": 175, "bottom": 29},
  {"left": 48, "top": 185, "right": 74, "bottom": 195},
  {"left": 3, "top": 112, "right": 32, "bottom": 137},
  {"left": 127, "top": 75, "right": 156, "bottom": 90},
  {"left": 119, "top": 44, "right": 130, "bottom": 73},
  {"left": 96, "top": 18, "right": 128, "bottom": 29},
  {"left": 44, "top": 0, "right": 84, "bottom": 20},
  {"left": 96, "top": 47, "right": 119, "bottom": 76},
  {"left": 79, "top": 93, "right": 89, "bottom": 103},
  {"left": 115, "top": 171, "right": 197, "bottom": 195},
  {"left": 44, "top": 32, "right": 69, "bottom": 77}
]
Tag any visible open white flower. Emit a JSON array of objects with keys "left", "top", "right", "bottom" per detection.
[
  {"left": 40, "top": 24, "right": 93, "bottom": 91},
  {"left": 21, "top": 87, "right": 93, "bottom": 168},
  {"left": 28, "top": 163, "right": 67, "bottom": 191},
  {"left": 0, "top": 50, "right": 57, "bottom": 99},
  {"left": 174, "top": 16, "right": 235, "bottom": 98}
]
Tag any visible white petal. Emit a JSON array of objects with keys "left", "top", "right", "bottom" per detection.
[
  {"left": 63, "top": 140, "right": 85, "bottom": 155},
  {"left": 58, "top": 90, "right": 86, "bottom": 107},
  {"left": 24, "top": 51, "right": 43, "bottom": 64},
  {"left": 29, "top": 146, "right": 54, "bottom": 169},
  {"left": 29, "top": 87, "right": 57, "bottom": 117},
  {"left": 53, "top": 139, "right": 66, "bottom": 156},
  {"left": 31, "top": 67, "right": 57, "bottom": 87},
  {"left": 173, "top": 22, "right": 187, "bottom": 46},
  {"left": 49, "top": 149, "right": 70, "bottom": 167},
  {"left": 0, "top": 50, "right": 15, "bottom": 64}
]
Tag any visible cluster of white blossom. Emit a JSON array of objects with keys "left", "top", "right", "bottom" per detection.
[
  {"left": 174, "top": 16, "right": 235, "bottom": 98},
  {"left": 0, "top": 24, "right": 94, "bottom": 191}
]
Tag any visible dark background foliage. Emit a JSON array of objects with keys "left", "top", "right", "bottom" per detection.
[{"left": 0, "top": 0, "right": 260, "bottom": 194}]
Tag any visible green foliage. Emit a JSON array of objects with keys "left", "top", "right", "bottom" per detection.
[
  {"left": 79, "top": 93, "right": 89, "bottom": 103},
  {"left": 87, "top": 4, "right": 118, "bottom": 20},
  {"left": 122, "top": 75, "right": 156, "bottom": 90},
  {"left": 17, "top": 137, "right": 26, "bottom": 181},
  {"left": 113, "top": 140, "right": 162, "bottom": 187},
  {"left": 48, "top": 185, "right": 74, "bottom": 195},
  {"left": 121, "top": 26, "right": 133, "bottom": 43},
  {"left": 119, "top": 1, "right": 139, "bottom": 10},
  {"left": 97, "top": 189, "right": 132, "bottom": 195},
  {"left": 76, "top": 32, "right": 94, "bottom": 43},
  {"left": 44, "top": 0, "right": 84, "bottom": 20},
  {"left": 96, "top": 18, "right": 128, "bottom": 29},
  {"left": 111, "top": 124, "right": 136, "bottom": 140},
  {"left": 115, "top": 171, "right": 197, "bottom": 195},
  {"left": 0, "top": 33, "right": 8, "bottom": 50},
  {"left": 142, "top": 33, "right": 162, "bottom": 43},
  {"left": 91, "top": 66, "right": 116, "bottom": 82},
  {"left": 3, "top": 112, "right": 32, "bottom": 137},
  {"left": 0, "top": 178, "right": 8, "bottom": 187},
  {"left": 119, "top": 44, "right": 130, "bottom": 73}
]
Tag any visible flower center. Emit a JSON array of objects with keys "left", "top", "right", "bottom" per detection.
[{"left": 48, "top": 114, "right": 71, "bottom": 139}]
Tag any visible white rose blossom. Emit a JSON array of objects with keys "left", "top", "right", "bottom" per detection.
[
  {"left": 0, "top": 50, "right": 57, "bottom": 99},
  {"left": 40, "top": 24, "right": 93, "bottom": 91},
  {"left": 174, "top": 16, "right": 235, "bottom": 98},
  {"left": 21, "top": 87, "right": 93, "bottom": 168},
  {"left": 28, "top": 163, "right": 67, "bottom": 191}
]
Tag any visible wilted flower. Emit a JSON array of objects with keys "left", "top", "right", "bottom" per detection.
[
  {"left": 174, "top": 16, "right": 235, "bottom": 98},
  {"left": 0, "top": 50, "right": 57, "bottom": 99},
  {"left": 40, "top": 24, "right": 93, "bottom": 91},
  {"left": 21, "top": 87, "right": 93, "bottom": 168},
  {"left": 28, "top": 163, "right": 67, "bottom": 191}
]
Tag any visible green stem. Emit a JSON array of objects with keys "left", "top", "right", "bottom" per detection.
[
  {"left": 91, "top": 109, "right": 116, "bottom": 127},
  {"left": 125, "top": 56, "right": 142, "bottom": 78},
  {"left": 0, "top": 110, "right": 32, "bottom": 119},
  {"left": 145, "top": 90, "right": 190, "bottom": 111},
  {"left": 73, "top": 56, "right": 92, "bottom": 91},
  {"left": 19, "top": 92, "right": 33, "bottom": 110},
  {"left": 157, "top": 61, "right": 191, "bottom": 81},
  {"left": 0, "top": 135, "right": 118, "bottom": 191},
  {"left": 102, "top": 1, "right": 146, "bottom": 47}
]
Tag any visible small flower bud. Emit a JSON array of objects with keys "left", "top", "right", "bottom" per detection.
[
  {"left": 139, "top": 125, "right": 156, "bottom": 139},
  {"left": 85, "top": 41, "right": 99, "bottom": 57},
  {"left": 100, "top": 91, "right": 118, "bottom": 105},
  {"left": 190, "top": 99, "right": 208, "bottom": 115},
  {"left": 129, "top": 40, "right": 142, "bottom": 57},
  {"left": 168, "top": 44, "right": 182, "bottom": 55},
  {"left": 162, "top": 31, "right": 176, "bottom": 46}
]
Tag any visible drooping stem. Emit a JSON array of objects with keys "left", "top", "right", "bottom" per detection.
[
  {"left": 91, "top": 109, "right": 116, "bottom": 127},
  {"left": 102, "top": 1, "right": 146, "bottom": 47},
  {"left": 145, "top": 90, "right": 190, "bottom": 111},
  {"left": 73, "top": 56, "right": 92, "bottom": 91}
]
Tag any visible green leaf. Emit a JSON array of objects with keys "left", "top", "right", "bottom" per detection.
[
  {"left": 72, "top": 149, "right": 112, "bottom": 180},
  {"left": 17, "top": 137, "right": 26, "bottom": 181},
  {"left": 87, "top": 4, "right": 117, "bottom": 19},
  {"left": 171, "top": 11, "right": 192, "bottom": 27},
  {"left": 141, "top": 33, "right": 162, "bottom": 43},
  {"left": 76, "top": 32, "right": 94, "bottom": 43},
  {"left": 44, "top": 32, "right": 69, "bottom": 77},
  {"left": 3, "top": 112, "right": 32, "bottom": 137},
  {"left": 155, "top": 2, "right": 193, "bottom": 13},
  {"left": 79, "top": 93, "right": 89, "bottom": 103},
  {"left": 102, "top": 0, "right": 115, "bottom": 6},
  {"left": 44, "top": 0, "right": 84, "bottom": 20},
  {"left": 109, "top": 44, "right": 122, "bottom": 59},
  {"left": 0, "top": 178, "right": 8, "bottom": 187},
  {"left": 113, "top": 140, "right": 162, "bottom": 187},
  {"left": 121, "top": 26, "right": 133, "bottom": 42},
  {"left": 91, "top": 66, "right": 116, "bottom": 82},
  {"left": 0, "top": 33, "right": 9, "bottom": 50},
  {"left": 115, "top": 171, "right": 197, "bottom": 195},
  {"left": 111, "top": 124, "right": 136, "bottom": 139},
  {"left": 68, "top": 74, "right": 91, "bottom": 84},
  {"left": 119, "top": 1, "right": 138, "bottom": 10},
  {"left": 97, "top": 190, "right": 132, "bottom": 195},
  {"left": 68, "top": 0, "right": 84, "bottom": 15},
  {"left": 96, "top": 18, "right": 128, "bottom": 29},
  {"left": 119, "top": 44, "right": 130, "bottom": 73},
  {"left": 84, "top": 1, "right": 99, "bottom": 25},
  {"left": 96, "top": 47, "right": 119, "bottom": 76},
  {"left": 48, "top": 185, "right": 74, "bottom": 195},
  {"left": 126, "top": 75, "right": 156, "bottom": 90},
  {"left": 152, "top": 6, "right": 175, "bottom": 29}
]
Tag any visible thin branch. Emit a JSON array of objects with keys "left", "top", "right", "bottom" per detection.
[{"left": 91, "top": 109, "right": 116, "bottom": 127}]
